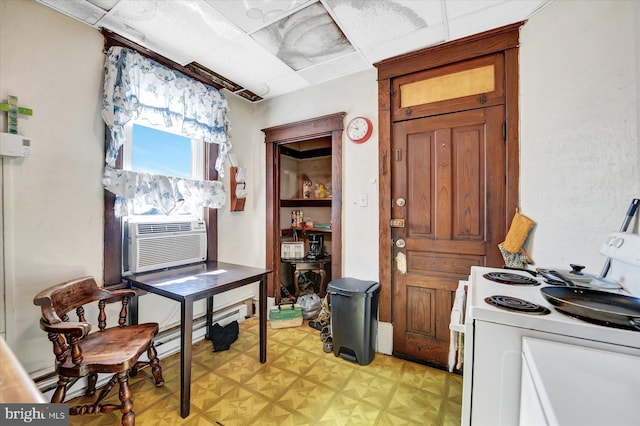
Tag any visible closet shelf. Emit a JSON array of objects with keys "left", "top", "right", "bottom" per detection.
[{"left": 280, "top": 198, "right": 331, "bottom": 207}]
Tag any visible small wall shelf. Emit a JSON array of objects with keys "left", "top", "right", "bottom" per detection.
[
  {"left": 229, "top": 166, "right": 246, "bottom": 211},
  {"left": 280, "top": 198, "right": 332, "bottom": 207}
]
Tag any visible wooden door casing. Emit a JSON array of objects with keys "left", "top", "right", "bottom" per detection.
[
  {"left": 263, "top": 113, "right": 344, "bottom": 300},
  {"left": 375, "top": 22, "right": 524, "bottom": 366}
]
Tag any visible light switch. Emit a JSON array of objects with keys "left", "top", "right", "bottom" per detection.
[{"left": 358, "top": 192, "right": 368, "bottom": 207}]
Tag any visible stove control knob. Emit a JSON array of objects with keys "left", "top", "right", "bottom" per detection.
[{"left": 614, "top": 237, "right": 624, "bottom": 248}]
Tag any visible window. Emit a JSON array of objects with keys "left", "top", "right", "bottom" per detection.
[
  {"left": 131, "top": 124, "right": 192, "bottom": 177},
  {"left": 123, "top": 121, "right": 204, "bottom": 216},
  {"left": 102, "top": 43, "right": 227, "bottom": 285}
]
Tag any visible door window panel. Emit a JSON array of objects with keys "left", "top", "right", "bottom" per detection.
[{"left": 400, "top": 64, "right": 495, "bottom": 107}]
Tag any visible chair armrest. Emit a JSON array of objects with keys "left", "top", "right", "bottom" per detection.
[
  {"left": 40, "top": 319, "right": 91, "bottom": 338},
  {"left": 103, "top": 288, "right": 137, "bottom": 304}
]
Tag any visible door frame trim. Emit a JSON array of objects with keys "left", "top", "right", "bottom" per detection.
[
  {"left": 262, "top": 113, "right": 345, "bottom": 300},
  {"left": 375, "top": 23, "right": 522, "bottom": 323}
]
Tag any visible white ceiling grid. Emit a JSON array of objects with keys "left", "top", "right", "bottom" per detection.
[{"left": 36, "top": 0, "right": 552, "bottom": 101}]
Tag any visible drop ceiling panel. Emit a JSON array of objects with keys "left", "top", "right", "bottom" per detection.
[
  {"left": 445, "top": 0, "right": 504, "bottom": 19},
  {"left": 87, "top": 0, "right": 118, "bottom": 11},
  {"left": 297, "top": 51, "right": 369, "bottom": 85},
  {"left": 447, "top": 0, "right": 550, "bottom": 40},
  {"left": 360, "top": 23, "right": 447, "bottom": 64},
  {"left": 38, "top": 0, "right": 107, "bottom": 25},
  {"left": 325, "top": 0, "right": 444, "bottom": 50},
  {"left": 251, "top": 2, "right": 355, "bottom": 71},
  {"left": 98, "top": 1, "right": 241, "bottom": 67},
  {"left": 262, "top": 73, "right": 311, "bottom": 99},
  {"left": 206, "top": 0, "right": 315, "bottom": 33},
  {"left": 100, "top": 1, "right": 240, "bottom": 55},
  {"left": 194, "top": 35, "right": 299, "bottom": 96}
]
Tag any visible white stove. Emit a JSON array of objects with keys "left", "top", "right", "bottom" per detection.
[{"left": 459, "top": 232, "right": 640, "bottom": 425}]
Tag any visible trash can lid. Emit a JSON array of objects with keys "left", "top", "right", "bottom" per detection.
[{"left": 327, "top": 277, "right": 380, "bottom": 294}]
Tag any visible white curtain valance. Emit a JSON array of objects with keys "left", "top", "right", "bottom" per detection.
[
  {"left": 101, "top": 46, "right": 232, "bottom": 177},
  {"left": 103, "top": 167, "right": 226, "bottom": 218}
]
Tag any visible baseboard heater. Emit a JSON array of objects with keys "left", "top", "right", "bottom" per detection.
[{"left": 34, "top": 302, "right": 249, "bottom": 398}]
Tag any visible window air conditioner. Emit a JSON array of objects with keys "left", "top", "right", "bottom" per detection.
[{"left": 123, "top": 218, "right": 207, "bottom": 274}]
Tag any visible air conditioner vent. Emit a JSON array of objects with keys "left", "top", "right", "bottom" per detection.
[
  {"left": 137, "top": 235, "right": 204, "bottom": 268},
  {"left": 137, "top": 222, "right": 193, "bottom": 234},
  {"left": 124, "top": 218, "right": 207, "bottom": 274}
]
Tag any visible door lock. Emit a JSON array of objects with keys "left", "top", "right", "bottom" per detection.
[
  {"left": 395, "top": 239, "right": 406, "bottom": 248},
  {"left": 396, "top": 198, "right": 406, "bottom": 207},
  {"left": 390, "top": 218, "right": 405, "bottom": 228}
]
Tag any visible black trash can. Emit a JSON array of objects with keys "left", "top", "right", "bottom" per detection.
[{"left": 328, "top": 277, "right": 380, "bottom": 365}]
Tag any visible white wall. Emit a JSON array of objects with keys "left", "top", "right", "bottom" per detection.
[
  {"left": 217, "top": 95, "right": 264, "bottom": 268},
  {"left": 0, "top": 0, "right": 105, "bottom": 372},
  {"left": 520, "top": 0, "right": 640, "bottom": 272}
]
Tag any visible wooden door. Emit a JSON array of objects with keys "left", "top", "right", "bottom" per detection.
[{"left": 391, "top": 106, "right": 506, "bottom": 366}]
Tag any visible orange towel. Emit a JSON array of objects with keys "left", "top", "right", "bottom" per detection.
[{"left": 502, "top": 209, "right": 535, "bottom": 253}]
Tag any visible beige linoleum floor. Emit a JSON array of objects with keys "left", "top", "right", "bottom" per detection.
[{"left": 67, "top": 317, "right": 462, "bottom": 425}]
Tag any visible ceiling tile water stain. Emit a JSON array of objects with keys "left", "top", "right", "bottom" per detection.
[{"left": 252, "top": 3, "right": 354, "bottom": 71}]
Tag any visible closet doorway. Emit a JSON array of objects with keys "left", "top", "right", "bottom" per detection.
[{"left": 263, "top": 113, "right": 344, "bottom": 301}]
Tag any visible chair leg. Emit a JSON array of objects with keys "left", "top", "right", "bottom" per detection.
[
  {"left": 51, "top": 375, "right": 70, "bottom": 403},
  {"left": 116, "top": 372, "right": 134, "bottom": 426},
  {"left": 86, "top": 373, "right": 98, "bottom": 396},
  {"left": 147, "top": 342, "right": 164, "bottom": 387}
]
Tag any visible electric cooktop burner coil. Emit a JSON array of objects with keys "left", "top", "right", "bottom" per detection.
[
  {"left": 483, "top": 272, "right": 540, "bottom": 286},
  {"left": 485, "top": 295, "right": 551, "bottom": 315}
]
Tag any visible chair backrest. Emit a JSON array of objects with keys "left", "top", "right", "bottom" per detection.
[
  {"left": 35, "top": 277, "right": 111, "bottom": 325},
  {"left": 33, "top": 277, "right": 137, "bottom": 366}
]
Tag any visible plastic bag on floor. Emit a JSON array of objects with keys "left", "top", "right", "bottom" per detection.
[
  {"left": 297, "top": 293, "right": 322, "bottom": 319},
  {"left": 211, "top": 320, "right": 239, "bottom": 352}
]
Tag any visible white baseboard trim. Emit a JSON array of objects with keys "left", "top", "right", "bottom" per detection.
[{"left": 377, "top": 321, "right": 393, "bottom": 355}]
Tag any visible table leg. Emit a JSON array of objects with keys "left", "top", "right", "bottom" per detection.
[
  {"left": 259, "top": 276, "right": 267, "bottom": 363},
  {"left": 318, "top": 269, "right": 327, "bottom": 297},
  {"left": 180, "top": 300, "right": 193, "bottom": 418},
  {"left": 128, "top": 293, "right": 139, "bottom": 325},
  {"left": 293, "top": 270, "right": 301, "bottom": 297},
  {"left": 205, "top": 296, "right": 213, "bottom": 340}
]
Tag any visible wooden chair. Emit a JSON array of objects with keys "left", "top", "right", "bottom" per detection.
[{"left": 33, "top": 277, "right": 164, "bottom": 426}]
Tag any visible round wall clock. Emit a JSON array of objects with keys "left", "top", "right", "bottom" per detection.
[{"left": 346, "top": 116, "right": 373, "bottom": 144}]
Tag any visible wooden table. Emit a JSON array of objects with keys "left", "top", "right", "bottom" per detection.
[
  {"left": 281, "top": 256, "right": 331, "bottom": 297},
  {"left": 126, "top": 261, "right": 271, "bottom": 418},
  {"left": 0, "top": 336, "right": 46, "bottom": 403}
]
